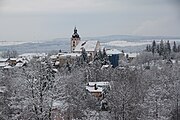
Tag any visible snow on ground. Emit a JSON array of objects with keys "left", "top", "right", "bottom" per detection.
[
  {"left": 101, "top": 40, "right": 151, "bottom": 47},
  {"left": 0, "top": 41, "right": 27, "bottom": 46},
  {"left": 102, "top": 39, "right": 180, "bottom": 47}
]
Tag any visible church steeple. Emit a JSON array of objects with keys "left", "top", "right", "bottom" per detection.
[
  {"left": 71, "top": 27, "right": 81, "bottom": 52},
  {"left": 74, "top": 27, "right": 77, "bottom": 34},
  {"left": 72, "top": 27, "right": 80, "bottom": 38}
]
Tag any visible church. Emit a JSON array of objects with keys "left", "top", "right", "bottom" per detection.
[{"left": 70, "top": 27, "right": 100, "bottom": 58}]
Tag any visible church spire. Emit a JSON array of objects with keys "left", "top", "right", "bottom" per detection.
[
  {"left": 74, "top": 26, "right": 77, "bottom": 34},
  {"left": 72, "top": 26, "right": 80, "bottom": 38}
]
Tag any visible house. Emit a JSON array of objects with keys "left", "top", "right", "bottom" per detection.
[
  {"left": 106, "top": 49, "right": 122, "bottom": 68},
  {"left": 54, "top": 53, "right": 81, "bottom": 67},
  {"left": 86, "top": 82, "right": 110, "bottom": 99},
  {"left": 124, "top": 52, "right": 139, "bottom": 62},
  {"left": 0, "top": 58, "right": 9, "bottom": 68},
  {"left": 9, "top": 58, "right": 17, "bottom": 66},
  {"left": 50, "top": 55, "right": 58, "bottom": 63}
]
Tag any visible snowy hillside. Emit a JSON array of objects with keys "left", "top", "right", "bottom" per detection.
[{"left": 0, "top": 35, "right": 180, "bottom": 53}]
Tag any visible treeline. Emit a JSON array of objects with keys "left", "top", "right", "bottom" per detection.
[
  {"left": 0, "top": 50, "right": 18, "bottom": 58},
  {"left": 145, "top": 40, "right": 180, "bottom": 58}
]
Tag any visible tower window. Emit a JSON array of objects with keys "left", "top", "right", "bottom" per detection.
[{"left": 72, "top": 41, "right": 76, "bottom": 47}]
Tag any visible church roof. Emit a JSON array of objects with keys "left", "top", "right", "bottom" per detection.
[{"left": 74, "top": 41, "right": 99, "bottom": 52}]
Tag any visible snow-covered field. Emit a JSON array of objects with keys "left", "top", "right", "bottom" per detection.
[
  {"left": 0, "top": 41, "right": 27, "bottom": 46},
  {"left": 0, "top": 35, "right": 179, "bottom": 53},
  {"left": 101, "top": 40, "right": 152, "bottom": 47}
]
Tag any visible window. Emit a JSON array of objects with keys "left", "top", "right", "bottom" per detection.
[{"left": 72, "top": 41, "right": 76, "bottom": 47}]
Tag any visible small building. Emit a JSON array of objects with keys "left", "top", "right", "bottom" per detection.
[
  {"left": 86, "top": 85, "right": 103, "bottom": 98},
  {"left": 55, "top": 53, "right": 81, "bottom": 67},
  {"left": 86, "top": 82, "right": 110, "bottom": 99},
  {"left": 50, "top": 55, "right": 58, "bottom": 63},
  {"left": 0, "top": 58, "right": 9, "bottom": 69},
  {"left": 9, "top": 58, "right": 17, "bottom": 66},
  {"left": 106, "top": 49, "right": 122, "bottom": 68},
  {"left": 125, "top": 52, "right": 139, "bottom": 62}
]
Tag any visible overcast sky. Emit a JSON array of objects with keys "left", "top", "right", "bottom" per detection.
[{"left": 0, "top": 0, "right": 180, "bottom": 42}]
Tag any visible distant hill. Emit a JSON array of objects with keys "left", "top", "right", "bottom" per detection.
[{"left": 0, "top": 35, "right": 180, "bottom": 53}]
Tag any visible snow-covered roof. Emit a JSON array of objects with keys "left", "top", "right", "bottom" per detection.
[
  {"left": 19, "top": 53, "right": 46, "bottom": 58},
  {"left": 19, "top": 53, "right": 47, "bottom": 61},
  {"left": 15, "top": 62, "right": 25, "bottom": 67},
  {"left": 50, "top": 55, "right": 57, "bottom": 59},
  {"left": 101, "top": 65, "right": 112, "bottom": 69},
  {"left": 74, "top": 41, "right": 99, "bottom": 52},
  {"left": 60, "top": 53, "right": 81, "bottom": 58},
  {"left": 4, "top": 65, "right": 13, "bottom": 69},
  {"left": 19, "top": 53, "right": 46, "bottom": 57},
  {"left": 52, "top": 68, "right": 58, "bottom": 73},
  {"left": 86, "top": 86, "right": 103, "bottom": 93},
  {"left": 0, "top": 62, "right": 8, "bottom": 67},
  {"left": 16, "top": 58, "right": 23, "bottom": 62},
  {"left": 55, "top": 61, "right": 60, "bottom": 65},
  {"left": 0, "top": 58, "right": 9, "bottom": 62},
  {"left": 9, "top": 58, "right": 17, "bottom": 61},
  {"left": 88, "top": 82, "right": 110, "bottom": 87},
  {"left": 125, "top": 53, "right": 139, "bottom": 58},
  {"left": 171, "top": 60, "right": 176, "bottom": 64},
  {"left": 106, "top": 49, "right": 121, "bottom": 55}
]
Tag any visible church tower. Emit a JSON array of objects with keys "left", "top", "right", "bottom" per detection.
[{"left": 71, "top": 27, "right": 81, "bottom": 52}]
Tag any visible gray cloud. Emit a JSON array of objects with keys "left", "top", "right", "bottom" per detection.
[{"left": 0, "top": 0, "right": 179, "bottom": 42}]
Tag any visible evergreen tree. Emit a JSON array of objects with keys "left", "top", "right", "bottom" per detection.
[
  {"left": 166, "top": 40, "right": 171, "bottom": 54},
  {"left": 148, "top": 45, "right": 152, "bottom": 52},
  {"left": 66, "top": 61, "right": 71, "bottom": 72},
  {"left": 98, "top": 49, "right": 103, "bottom": 61},
  {"left": 93, "top": 51, "right": 99, "bottom": 61},
  {"left": 146, "top": 45, "right": 149, "bottom": 52},
  {"left": 81, "top": 47, "right": 88, "bottom": 62},
  {"left": 102, "top": 48, "right": 107, "bottom": 59},
  {"left": 159, "top": 40, "right": 164, "bottom": 56},
  {"left": 178, "top": 45, "right": 180, "bottom": 52},
  {"left": 152, "top": 40, "right": 156, "bottom": 55},
  {"left": 102, "top": 48, "right": 109, "bottom": 65},
  {"left": 156, "top": 44, "right": 160, "bottom": 54},
  {"left": 173, "top": 41, "right": 177, "bottom": 52}
]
